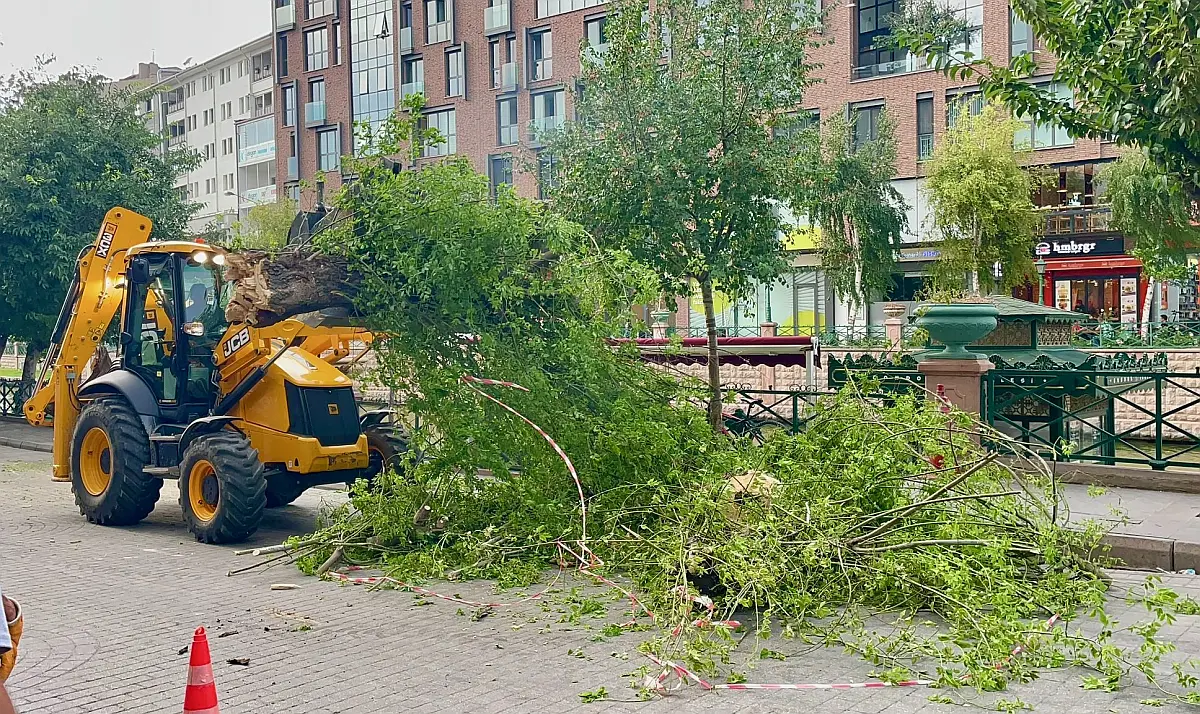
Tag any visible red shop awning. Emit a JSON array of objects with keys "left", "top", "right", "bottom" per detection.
[{"left": 1042, "top": 257, "right": 1143, "bottom": 273}]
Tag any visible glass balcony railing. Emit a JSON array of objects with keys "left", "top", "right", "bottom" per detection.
[
  {"left": 583, "top": 42, "right": 610, "bottom": 65},
  {"left": 852, "top": 53, "right": 929, "bottom": 80},
  {"left": 500, "top": 62, "right": 518, "bottom": 91},
  {"left": 275, "top": 3, "right": 296, "bottom": 29},
  {"left": 399, "top": 26, "right": 414, "bottom": 53},
  {"left": 287, "top": 156, "right": 298, "bottom": 181},
  {"left": 531, "top": 115, "right": 563, "bottom": 136},
  {"left": 484, "top": 3, "right": 510, "bottom": 34},
  {"left": 499, "top": 124, "right": 518, "bottom": 146},
  {"left": 1040, "top": 205, "right": 1114, "bottom": 236},
  {"left": 401, "top": 81, "right": 425, "bottom": 99},
  {"left": 530, "top": 58, "right": 553, "bottom": 81},
  {"left": 304, "top": 101, "right": 327, "bottom": 127}
]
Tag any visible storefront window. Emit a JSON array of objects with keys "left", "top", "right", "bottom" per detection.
[{"left": 1058, "top": 276, "right": 1138, "bottom": 322}]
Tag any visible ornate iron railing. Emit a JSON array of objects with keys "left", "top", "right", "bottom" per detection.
[
  {"left": 0, "top": 379, "right": 31, "bottom": 418},
  {"left": 1071, "top": 321, "right": 1200, "bottom": 348}
]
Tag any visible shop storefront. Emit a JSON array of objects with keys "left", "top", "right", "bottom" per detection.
[{"left": 1028, "top": 227, "right": 1146, "bottom": 322}]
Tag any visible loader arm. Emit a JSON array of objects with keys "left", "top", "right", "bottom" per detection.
[{"left": 24, "top": 208, "right": 153, "bottom": 479}]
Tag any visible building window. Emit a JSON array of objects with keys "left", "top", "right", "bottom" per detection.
[
  {"left": 311, "top": 78, "right": 326, "bottom": 104},
  {"left": 446, "top": 47, "right": 464, "bottom": 97},
  {"left": 584, "top": 16, "right": 609, "bottom": 57},
  {"left": 531, "top": 89, "right": 565, "bottom": 136},
  {"left": 489, "top": 154, "right": 513, "bottom": 198},
  {"left": 529, "top": 29, "right": 553, "bottom": 81},
  {"left": 426, "top": 0, "right": 451, "bottom": 44},
  {"left": 402, "top": 57, "right": 425, "bottom": 97},
  {"left": 850, "top": 103, "right": 883, "bottom": 151},
  {"left": 498, "top": 97, "right": 518, "bottom": 145},
  {"left": 946, "top": 91, "right": 983, "bottom": 128},
  {"left": 490, "top": 39, "right": 502, "bottom": 88},
  {"left": 318, "top": 127, "right": 341, "bottom": 171},
  {"left": 308, "top": 0, "right": 336, "bottom": 18},
  {"left": 1010, "top": 8, "right": 1032, "bottom": 59},
  {"left": 422, "top": 108, "right": 457, "bottom": 157},
  {"left": 203, "top": 109, "right": 213, "bottom": 126},
  {"left": 947, "top": 0, "right": 984, "bottom": 61},
  {"left": 1015, "top": 83, "right": 1074, "bottom": 149},
  {"left": 283, "top": 84, "right": 297, "bottom": 126},
  {"left": 254, "top": 91, "right": 274, "bottom": 118},
  {"left": 333, "top": 23, "right": 343, "bottom": 64},
  {"left": 536, "top": 0, "right": 603, "bottom": 19},
  {"left": 278, "top": 35, "right": 290, "bottom": 78},
  {"left": 253, "top": 50, "right": 274, "bottom": 81},
  {"left": 350, "top": 0, "right": 397, "bottom": 132},
  {"left": 856, "top": 0, "right": 900, "bottom": 67},
  {"left": 306, "top": 27, "right": 330, "bottom": 71},
  {"left": 916, "top": 96, "right": 933, "bottom": 160},
  {"left": 536, "top": 152, "right": 557, "bottom": 199},
  {"left": 774, "top": 109, "right": 819, "bottom": 139}
]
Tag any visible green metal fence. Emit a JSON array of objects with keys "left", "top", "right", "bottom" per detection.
[
  {"left": 1071, "top": 321, "right": 1200, "bottom": 349},
  {"left": 0, "top": 379, "right": 31, "bottom": 418},
  {"left": 983, "top": 368, "right": 1200, "bottom": 470}
]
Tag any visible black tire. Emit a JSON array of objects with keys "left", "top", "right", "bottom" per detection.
[
  {"left": 265, "top": 476, "right": 307, "bottom": 508},
  {"left": 70, "top": 398, "right": 163, "bottom": 526},
  {"left": 178, "top": 431, "right": 267, "bottom": 544},
  {"left": 352, "top": 426, "right": 410, "bottom": 488}
]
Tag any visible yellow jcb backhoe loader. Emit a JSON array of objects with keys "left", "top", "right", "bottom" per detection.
[{"left": 23, "top": 207, "right": 405, "bottom": 543}]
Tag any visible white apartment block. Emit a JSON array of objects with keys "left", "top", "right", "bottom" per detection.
[{"left": 143, "top": 35, "right": 278, "bottom": 236}]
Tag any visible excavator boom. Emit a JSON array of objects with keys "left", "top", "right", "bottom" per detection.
[{"left": 24, "top": 208, "right": 152, "bottom": 477}]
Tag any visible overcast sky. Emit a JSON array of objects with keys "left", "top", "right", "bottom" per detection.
[{"left": 0, "top": 0, "right": 272, "bottom": 79}]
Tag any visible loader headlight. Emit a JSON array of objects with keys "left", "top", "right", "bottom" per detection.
[
  {"left": 191, "top": 251, "right": 210, "bottom": 265},
  {"left": 212, "top": 253, "right": 226, "bottom": 266}
]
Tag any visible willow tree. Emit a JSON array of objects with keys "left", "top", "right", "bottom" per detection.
[
  {"left": 924, "top": 102, "right": 1038, "bottom": 293},
  {"left": 546, "top": 0, "right": 822, "bottom": 431},
  {"left": 804, "top": 112, "right": 907, "bottom": 320}
]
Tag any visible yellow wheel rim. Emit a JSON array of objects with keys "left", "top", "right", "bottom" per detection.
[
  {"left": 79, "top": 427, "right": 112, "bottom": 497},
  {"left": 188, "top": 460, "right": 220, "bottom": 523}
]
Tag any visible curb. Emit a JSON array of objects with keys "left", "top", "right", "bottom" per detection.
[
  {"left": 1101, "top": 533, "right": 1200, "bottom": 572},
  {"left": 0, "top": 436, "right": 52, "bottom": 454}
]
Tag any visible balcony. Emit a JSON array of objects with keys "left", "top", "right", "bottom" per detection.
[
  {"left": 399, "top": 26, "right": 414, "bottom": 54},
  {"left": 531, "top": 115, "right": 563, "bottom": 138},
  {"left": 851, "top": 53, "right": 929, "bottom": 81},
  {"left": 917, "top": 134, "right": 933, "bottom": 161},
  {"left": 500, "top": 62, "right": 518, "bottom": 91},
  {"left": 582, "top": 42, "right": 609, "bottom": 65},
  {"left": 484, "top": 2, "right": 510, "bottom": 34},
  {"left": 165, "top": 101, "right": 185, "bottom": 116},
  {"left": 401, "top": 81, "right": 425, "bottom": 99},
  {"left": 252, "top": 104, "right": 273, "bottom": 119},
  {"left": 1041, "top": 205, "right": 1114, "bottom": 236},
  {"left": 287, "top": 156, "right": 299, "bottom": 181},
  {"left": 304, "top": 101, "right": 327, "bottom": 128},
  {"left": 275, "top": 3, "right": 296, "bottom": 30},
  {"left": 167, "top": 135, "right": 187, "bottom": 149}
]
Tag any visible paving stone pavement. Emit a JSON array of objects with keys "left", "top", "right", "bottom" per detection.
[{"left": 3, "top": 444, "right": 1200, "bottom": 713}]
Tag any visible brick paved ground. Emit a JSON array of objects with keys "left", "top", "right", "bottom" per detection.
[{"left": 3, "top": 444, "right": 1200, "bottom": 713}]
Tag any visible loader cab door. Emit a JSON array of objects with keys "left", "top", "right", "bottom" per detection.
[{"left": 122, "top": 252, "right": 229, "bottom": 420}]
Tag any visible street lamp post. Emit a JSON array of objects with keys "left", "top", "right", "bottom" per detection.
[{"left": 1035, "top": 257, "right": 1047, "bottom": 306}]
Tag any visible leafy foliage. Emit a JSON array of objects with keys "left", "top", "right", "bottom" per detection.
[
  {"left": 545, "top": 0, "right": 823, "bottom": 428},
  {"left": 1101, "top": 151, "right": 1200, "bottom": 281},
  {"left": 890, "top": 0, "right": 1200, "bottom": 192},
  {"left": 923, "top": 102, "right": 1038, "bottom": 293},
  {"left": 226, "top": 198, "right": 299, "bottom": 252},
  {"left": 0, "top": 63, "right": 197, "bottom": 347},
  {"left": 805, "top": 112, "right": 908, "bottom": 311}
]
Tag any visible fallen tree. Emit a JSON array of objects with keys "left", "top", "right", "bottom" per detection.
[
  {"left": 222, "top": 247, "right": 359, "bottom": 326},
  {"left": 236, "top": 107, "right": 1200, "bottom": 704}
]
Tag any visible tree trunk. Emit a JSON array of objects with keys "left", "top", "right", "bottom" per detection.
[
  {"left": 699, "top": 277, "right": 723, "bottom": 433},
  {"left": 20, "top": 344, "right": 42, "bottom": 384},
  {"left": 1141, "top": 278, "right": 1157, "bottom": 339},
  {"left": 223, "top": 248, "right": 359, "bottom": 326}
]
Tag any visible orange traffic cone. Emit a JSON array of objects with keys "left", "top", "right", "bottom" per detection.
[{"left": 183, "top": 627, "right": 220, "bottom": 714}]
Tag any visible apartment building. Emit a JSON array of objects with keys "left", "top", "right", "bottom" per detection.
[
  {"left": 272, "top": 0, "right": 602, "bottom": 203},
  {"left": 271, "top": 0, "right": 1151, "bottom": 330},
  {"left": 144, "top": 36, "right": 278, "bottom": 236}
]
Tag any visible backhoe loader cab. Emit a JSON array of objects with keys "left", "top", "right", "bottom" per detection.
[{"left": 25, "top": 208, "right": 403, "bottom": 544}]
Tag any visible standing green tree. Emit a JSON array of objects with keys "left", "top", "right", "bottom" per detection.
[
  {"left": 0, "top": 66, "right": 197, "bottom": 379},
  {"left": 890, "top": 0, "right": 1200, "bottom": 191},
  {"left": 1102, "top": 150, "right": 1200, "bottom": 322},
  {"left": 804, "top": 111, "right": 908, "bottom": 319},
  {"left": 924, "top": 102, "right": 1038, "bottom": 294},
  {"left": 546, "top": 0, "right": 822, "bottom": 430}
]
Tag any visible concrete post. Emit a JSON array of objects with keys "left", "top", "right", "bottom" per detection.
[
  {"left": 916, "top": 357, "right": 995, "bottom": 423},
  {"left": 882, "top": 303, "right": 907, "bottom": 350},
  {"left": 650, "top": 310, "right": 671, "bottom": 340},
  {"left": 759, "top": 322, "right": 778, "bottom": 390}
]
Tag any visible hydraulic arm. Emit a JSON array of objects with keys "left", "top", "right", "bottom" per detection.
[{"left": 24, "top": 208, "right": 152, "bottom": 479}]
